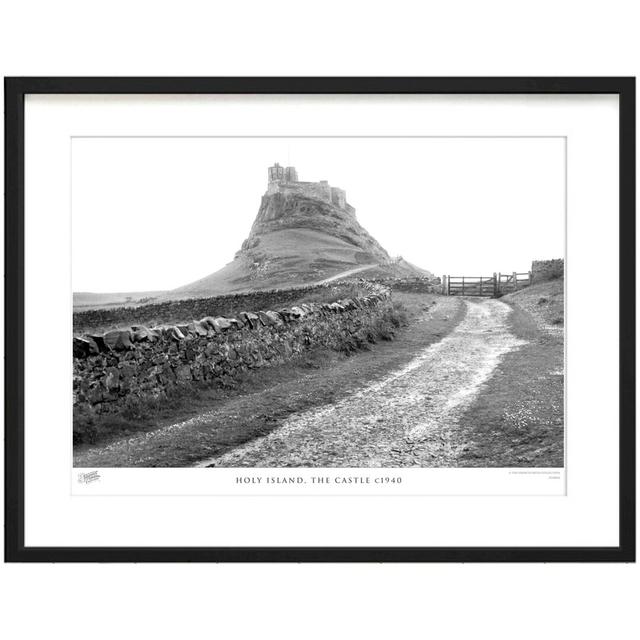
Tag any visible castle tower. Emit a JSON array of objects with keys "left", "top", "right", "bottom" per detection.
[
  {"left": 268, "top": 162, "right": 285, "bottom": 184},
  {"left": 268, "top": 163, "right": 298, "bottom": 186}
]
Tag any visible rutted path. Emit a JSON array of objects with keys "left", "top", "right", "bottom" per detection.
[
  {"left": 315, "top": 264, "right": 379, "bottom": 284},
  {"left": 200, "top": 299, "right": 526, "bottom": 468}
]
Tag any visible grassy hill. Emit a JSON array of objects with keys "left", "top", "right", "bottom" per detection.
[
  {"left": 170, "top": 227, "right": 374, "bottom": 297},
  {"left": 503, "top": 277, "right": 564, "bottom": 329},
  {"left": 74, "top": 185, "right": 433, "bottom": 308},
  {"left": 168, "top": 190, "right": 431, "bottom": 298}
]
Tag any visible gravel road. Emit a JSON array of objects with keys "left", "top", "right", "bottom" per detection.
[{"left": 200, "top": 299, "right": 526, "bottom": 468}]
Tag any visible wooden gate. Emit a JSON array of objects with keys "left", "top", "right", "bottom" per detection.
[{"left": 443, "top": 271, "right": 532, "bottom": 297}]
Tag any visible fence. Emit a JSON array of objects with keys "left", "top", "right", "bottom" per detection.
[{"left": 442, "top": 271, "right": 533, "bottom": 297}]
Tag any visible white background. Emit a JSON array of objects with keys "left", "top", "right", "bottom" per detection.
[
  {"left": 1, "top": 1, "right": 638, "bottom": 639},
  {"left": 27, "top": 94, "right": 609, "bottom": 543},
  {"left": 72, "top": 135, "right": 565, "bottom": 291}
]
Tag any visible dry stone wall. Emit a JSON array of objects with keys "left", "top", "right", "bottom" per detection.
[
  {"left": 73, "top": 284, "right": 392, "bottom": 416},
  {"left": 361, "top": 276, "right": 439, "bottom": 294},
  {"left": 73, "top": 277, "right": 440, "bottom": 335},
  {"left": 385, "top": 278, "right": 439, "bottom": 294},
  {"left": 73, "top": 282, "right": 355, "bottom": 334},
  {"left": 532, "top": 259, "right": 564, "bottom": 282}
]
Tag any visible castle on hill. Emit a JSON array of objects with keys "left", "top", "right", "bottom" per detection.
[{"left": 267, "top": 162, "right": 349, "bottom": 211}]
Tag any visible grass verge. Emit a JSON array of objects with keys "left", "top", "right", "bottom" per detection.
[
  {"left": 503, "top": 278, "right": 564, "bottom": 328},
  {"left": 454, "top": 299, "right": 564, "bottom": 467}
]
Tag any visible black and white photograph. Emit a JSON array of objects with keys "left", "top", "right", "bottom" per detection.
[
  {"left": 6, "top": 77, "right": 632, "bottom": 565},
  {"left": 72, "top": 136, "right": 565, "bottom": 471},
  {"left": 2, "top": 2, "right": 639, "bottom": 638}
]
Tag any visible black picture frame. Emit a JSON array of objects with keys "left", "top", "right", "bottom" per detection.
[{"left": 4, "top": 77, "right": 635, "bottom": 563}]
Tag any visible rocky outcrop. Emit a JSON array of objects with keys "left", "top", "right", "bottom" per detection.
[
  {"left": 169, "top": 168, "right": 431, "bottom": 297},
  {"left": 243, "top": 191, "right": 390, "bottom": 264}
]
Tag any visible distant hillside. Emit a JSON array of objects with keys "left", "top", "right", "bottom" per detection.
[
  {"left": 170, "top": 165, "right": 431, "bottom": 298},
  {"left": 74, "top": 164, "right": 434, "bottom": 308},
  {"left": 503, "top": 278, "right": 564, "bottom": 329},
  {"left": 73, "top": 290, "right": 165, "bottom": 311}
]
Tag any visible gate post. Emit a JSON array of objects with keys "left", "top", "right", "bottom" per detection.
[
  {"left": 493, "top": 272, "right": 497, "bottom": 297},
  {"left": 513, "top": 271, "right": 518, "bottom": 291}
]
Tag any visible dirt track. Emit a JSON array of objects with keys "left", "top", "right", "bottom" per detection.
[
  {"left": 200, "top": 299, "right": 526, "bottom": 468},
  {"left": 315, "top": 264, "right": 379, "bottom": 284}
]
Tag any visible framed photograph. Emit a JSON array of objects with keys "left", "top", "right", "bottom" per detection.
[{"left": 4, "top": 77, "right": 635, "bottom": 562}]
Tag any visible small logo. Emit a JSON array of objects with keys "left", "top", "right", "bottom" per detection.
[{"left": 78, "top": 470, "right": 101, "bottom": 484}]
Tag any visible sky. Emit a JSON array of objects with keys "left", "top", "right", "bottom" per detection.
[{"left": 72, "top": 136, "right": 565, "bottom": 292}]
